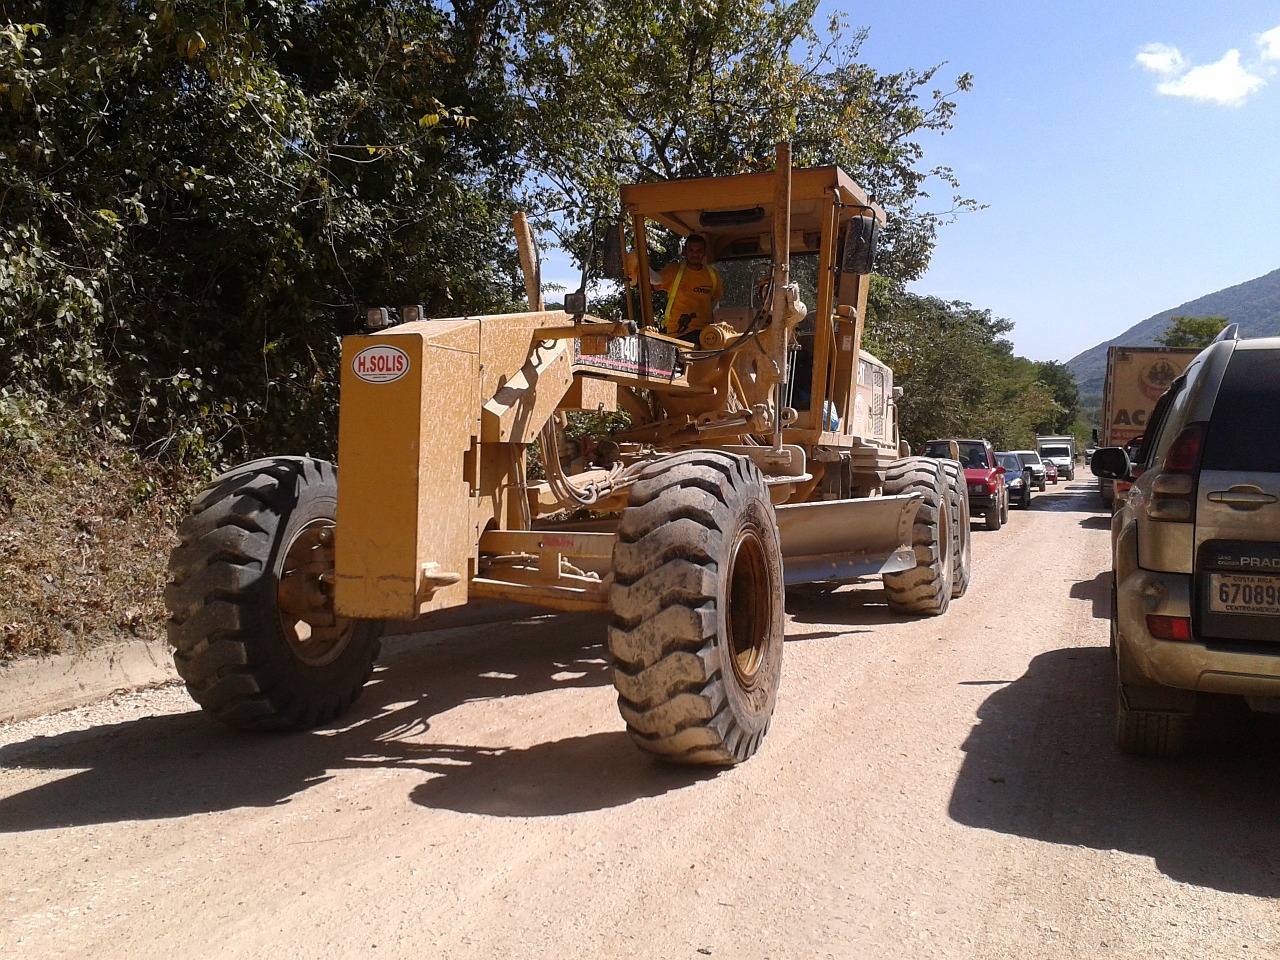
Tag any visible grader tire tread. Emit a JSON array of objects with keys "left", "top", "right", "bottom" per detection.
[
  {"left": 939, "top": 461, "right": 972, "bottom": 599},
  {"left": 608, "top": 450, "right": 783, "bottom": 766},
  {"left": 165, "top": 457, "right": 380, "bottom": 731},
  {"left": 883, "top": 457, "right": 954, "bottom": 616}
]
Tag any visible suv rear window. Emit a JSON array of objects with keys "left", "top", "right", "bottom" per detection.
[{"left": 1201, "top": 350, "right": 1280, "bottom": 472}]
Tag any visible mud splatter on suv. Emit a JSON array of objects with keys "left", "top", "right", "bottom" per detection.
[{"left": 1093, "top": 326, "right": 1280, "bottom": 756}]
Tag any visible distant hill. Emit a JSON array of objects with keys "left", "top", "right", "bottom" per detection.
[{"left": 1065, "top": 267, "right": 1280, "bottom": 397}]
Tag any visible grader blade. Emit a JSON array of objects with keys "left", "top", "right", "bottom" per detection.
[{"left": 776, "top": 494, "right": 920, "bottom": 585}]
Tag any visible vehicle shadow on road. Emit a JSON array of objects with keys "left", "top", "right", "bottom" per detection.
[
  {"left": 1078, "top": 515, "right": 1111, "bottom": 530},
  {"left": 406, "top": 732, "right": 713, "bottom": 817},
  {"left": 1027, "top": 482, "right": 1109, "bottom": 514},
  {"left": 784, "top": 582, "right": 909, "bottom": 628},
  {"left": 1069, "top": 572, "right": 1110, "bottom": 619},
  {"left": 950, "top": 645, "right": 1280, "bottom": 897},
  {"left": 0, "top": 613, "right": 707, "bottom": 830}
]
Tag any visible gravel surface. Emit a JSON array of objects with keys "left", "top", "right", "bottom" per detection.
[{"left": 2, "top": 479, "right": 1278, "bottom": 959}]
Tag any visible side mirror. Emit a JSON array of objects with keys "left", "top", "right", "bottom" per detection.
[
  {"left": 996, "top": 465, "right": 1006, "bottom": 475},
  {"left": 841, "top": 215, "right": 880, "bottom": 276},
  {"left": 1090, "top": 447, "right": 1130, "bottom": 480},
  {"left": 602, "top": 224, "right": 625, "bottom": 281}
]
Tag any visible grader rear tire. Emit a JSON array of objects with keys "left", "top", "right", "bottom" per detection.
[
  {"left": 883, "top": 457, "right": 954, "bottom": 616},
  {"left": 165, "top": 457, "right": 381, "bottom": 730},
  {"left": 607, "top": 451, "right": 784, "bottom": 765},
  {"left": 940, "top": 461, "right": 972, "bottom": 599}
]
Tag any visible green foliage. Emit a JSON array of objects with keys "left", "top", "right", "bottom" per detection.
[
  {"left": 1154, "top": 315, "right": 1228, "bottom": 349},
  {"left": 1, "top": 0, "right": 523, "bottom": 468},
  {"left": 510, "top": 3, "right": 976, "bottom": 284},
  {"left": 1031, "top": 360, "right": 1079, "bottom": 435},
  {"left": 865, "top": 281, "right": 1057, "bottom": 451},
  {"left": 1, "top": 0, "right": 985, "bottom": 472}
]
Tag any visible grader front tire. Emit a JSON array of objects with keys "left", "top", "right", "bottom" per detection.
[
  {"left": 165, "top": 457, "right": 381, "bottom": 730},
  {"left": 883, "top": 457, "right": 955, "bottom": 616},
  {"left": 939, "top": 461, "right": 972, "bottom": 599},
  {"left": 607, "top": 451, "right": 784, "bottom": 766}
]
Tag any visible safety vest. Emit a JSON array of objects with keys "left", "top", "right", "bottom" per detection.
[
  {"left": 662, "top": 263, "right": 719, "bottom": 333},
  {"left": 662, "top": 263, "right": 687, "bottom": 332}
]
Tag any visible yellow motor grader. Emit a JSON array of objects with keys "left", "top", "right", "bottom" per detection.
[{"left": 165, "top": 145, "right": 971, "bottom": 764}]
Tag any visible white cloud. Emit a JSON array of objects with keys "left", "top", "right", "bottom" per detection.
[
  {"left": 1156, "top": 50, "right": 1265, "bottom": 106},
  {"left": 1259, "top": 25, "right": 1280, "bottom": 61},
  {"left": 1136, "top": 42, "right": 1185, "bottom": 75}
]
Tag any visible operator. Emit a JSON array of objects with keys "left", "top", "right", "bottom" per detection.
[{"left": 649, "top": 234, "right": 722, "bottom": 345}]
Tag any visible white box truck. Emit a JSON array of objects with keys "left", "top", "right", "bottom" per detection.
[{"left": 1036, "top": 435, "right": 1077, "bottom": 481}]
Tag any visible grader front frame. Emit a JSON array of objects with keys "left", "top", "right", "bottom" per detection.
[{"left": 165, "top": 146, "right": 971, "bottom": 765}]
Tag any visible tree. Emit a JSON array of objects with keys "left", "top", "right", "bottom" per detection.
[
  {"left": 1154, "top": 315, "right": 1228, "bottom": 349},
  {"left": 507, "top": 4, "right": 976, "bottom": 284},
  {"left": 1, "top": 0, "right": 525, "bottom": 464},
  {"left": 1, "top": 0, "right": 981, "bottom": 468},
  {"left": 1032, "top": 361, "right": 1079, "bottom": 435},
  {"left": 864, "top": 284, "right": 1057, "bottom": 451}
]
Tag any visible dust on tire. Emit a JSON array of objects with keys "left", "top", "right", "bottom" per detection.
[
  {"left": 883, "top": 457, "right": 954, "bottom": 616},
  {"left": 607, "top": 450, "right": 784, "bottom": 766},
  {"left": 165, "top": 457, "right": 381, "bottom": 730}
]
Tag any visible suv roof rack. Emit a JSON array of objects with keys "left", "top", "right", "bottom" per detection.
[{"left": 1212, "top": 322, "right": 1240, "bottom": 343}]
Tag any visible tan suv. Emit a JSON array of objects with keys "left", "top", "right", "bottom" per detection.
[{"left": 1092, "top": 326, "right": 1280, "bottom": 756}]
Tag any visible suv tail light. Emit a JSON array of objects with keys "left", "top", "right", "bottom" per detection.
[
  {"left": 1145, "top": 422, "right": 1207, "bottom": 523},
  {"left": 1146, "top": 614, "right": 1192, "bottom": 641}
]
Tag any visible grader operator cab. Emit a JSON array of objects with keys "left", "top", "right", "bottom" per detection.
[{"left": 166, "top": 145, "right": 971, "bottom": 765}]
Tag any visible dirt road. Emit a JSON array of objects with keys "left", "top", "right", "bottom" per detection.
[{"left": 3, "top": 478, "right": 1278, "bottom": 959}]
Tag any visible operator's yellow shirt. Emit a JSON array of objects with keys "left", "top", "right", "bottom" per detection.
[{"left": 656, "top": 262, "right": 722, "bottom": 338}]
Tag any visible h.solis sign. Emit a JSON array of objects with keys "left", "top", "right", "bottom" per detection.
[{"left": 352, "top": 344, "right": 410, "bottom": 384}]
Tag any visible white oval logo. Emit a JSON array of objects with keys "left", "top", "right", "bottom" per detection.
[{"left": 352, "top": 345, "right": 410, "bottom": 384}]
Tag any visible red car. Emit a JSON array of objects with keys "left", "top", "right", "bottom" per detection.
[
  {"left": 1044, "top": 459, "right": 1059, "bottom": 484},
  {"left": 923, "top": 438, "right": 1008, "bottom": 531}
]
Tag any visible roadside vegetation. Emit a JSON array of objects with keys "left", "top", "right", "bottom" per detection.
[{"left": 1, "top": 0, "right": 1085, "bottom": 660}]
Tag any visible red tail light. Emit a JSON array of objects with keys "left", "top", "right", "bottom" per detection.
[
  {"left": 1146, "top": 422, "right": 1207, "bottom": 523},
  {"left": 1146, "top": 615, "right": 1192, "bottom": 641},
  {"left": 1164, "top": 422, "right": 1206, "bottom": 472}
]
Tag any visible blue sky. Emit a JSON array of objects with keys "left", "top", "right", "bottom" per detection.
[
  {"left": 832, "top": 0, "right": 1280, "bottom": 362},
  {"left": 540, "top": 2, "right": 1280, "bottom": 364}
]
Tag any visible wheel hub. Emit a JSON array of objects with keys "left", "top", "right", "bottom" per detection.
[
  {"left": 726, "top": 524, "right": 772, "bottom": 688},
  {"left": 277, "top": 522, "right": 356, "bottom": 667}
]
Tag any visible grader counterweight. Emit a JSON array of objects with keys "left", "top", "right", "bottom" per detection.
[{"left": 165, "top": 146, "right": 971, "bottom": 764}]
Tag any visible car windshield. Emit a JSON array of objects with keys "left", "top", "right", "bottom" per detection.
[
  {"left": 922, "top": 442, "right": 953, "bottom": 459},
  {"left": 955, "top": 442, "right": 986, "bottom": 467},
  {"left": 1041, "top": 446, "right": 1070, "bottom": 458},
  {"left": 997, "top": 454, "right": 1021, "bottom": 471},
  {"left": 1017, "top": 452, "right": 1041, "bottom": 466}
]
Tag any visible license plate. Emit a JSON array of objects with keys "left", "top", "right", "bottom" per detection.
[{"left": 1209, "top": 573, "right": 1280, "bottom": 616}]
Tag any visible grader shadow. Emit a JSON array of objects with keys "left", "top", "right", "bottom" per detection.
[
  {"left": 0, "top": 612, "right": 711, "bottom": 831},
  {"left": 950, "top": 644, "right": 1280, "bottom": 897}
]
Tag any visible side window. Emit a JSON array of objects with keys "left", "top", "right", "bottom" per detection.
[
  {"left": 1145, "top": 363, "right": 1199, "bottom": 469},
  {"left": 1137, "top": 376, "right": 1184, "bottom": 467},
  {"left": 1202, "top": 349, "right": 1280, "bottom": 472}
]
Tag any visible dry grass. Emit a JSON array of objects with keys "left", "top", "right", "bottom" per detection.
[{"left": 0, "top": 423, "right": 201, "bottom": 661}]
